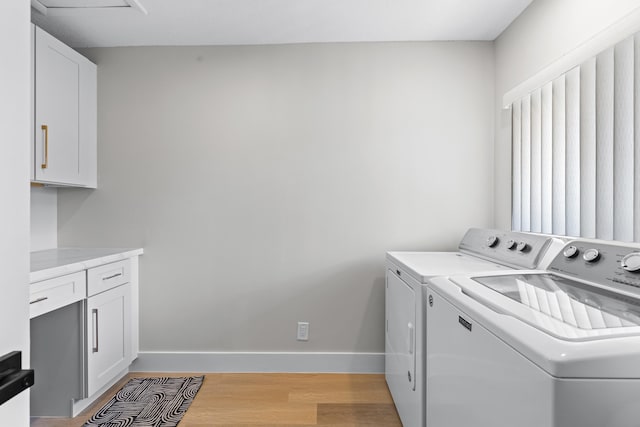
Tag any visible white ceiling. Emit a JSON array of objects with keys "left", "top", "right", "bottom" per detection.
[{"left": 31, "top": 0, "right": 534, "bottom": 48}]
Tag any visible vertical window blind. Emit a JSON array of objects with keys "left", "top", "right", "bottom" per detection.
[{"left": 511, "top": 34, "right": 640, "bottom": 242}]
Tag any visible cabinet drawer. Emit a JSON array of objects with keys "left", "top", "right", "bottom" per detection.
[
  {"left": 87, "top": 259, "right": 131, "bottom": 297},
  {"left": 30, "top": 271, "right": 86, "bottom": 319}
]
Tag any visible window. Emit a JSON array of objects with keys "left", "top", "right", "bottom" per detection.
[{"left": 511, "top": 35, "right": 640, "bottom": 241}]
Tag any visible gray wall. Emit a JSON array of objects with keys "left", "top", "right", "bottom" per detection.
[
  {"left": 494, "top": 0, "right": 640, "bottom": 230},
  {"left": 58, "top": 42, "right": 495, "bottom": 353},
  {"left": 31, "top": 187, "right": 57, "bottom": 251}
]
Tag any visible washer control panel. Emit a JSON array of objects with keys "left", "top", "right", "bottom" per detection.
[
  {"left": 458, "top": 228, "right": 553, "bottom": 269},
  {"left": 548, "top": 240, "right": 640, "bottom": 294}
]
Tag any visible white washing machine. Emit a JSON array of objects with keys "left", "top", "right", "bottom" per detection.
[
  {"left": 385, "top": 228, "right": 564, "bottom": 427},
  {"left": 426, "top": 239, "right": 640, "bottom": 427}
]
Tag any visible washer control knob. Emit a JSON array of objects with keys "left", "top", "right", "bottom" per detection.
[
  {"left": 486, "top": 236, "right": 499, "bottom": 248},
  {"left": 583, "top": 248, "right": 600, "bottom": 263},
  {"left": 621, "top": 252, "right": 640, "bottom": 272},
  {"left": 506, "top": 239, "right": 517, "bottom": 250},
  {"left": 516, "top": 241, "right": 528, "bottom": 252},
  {"left": 563, "top": 246, "right": 579, "bottom": 258}
]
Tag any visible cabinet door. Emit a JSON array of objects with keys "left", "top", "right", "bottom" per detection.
[
  {"left": 86, "top": 283, "right": 131, "bottom": 397},
  {"left": 385, "top": 269, "right": 421, "bottom": 427},
  {"left": 34, "top": 26, "right": 97, "bottom": 187}
]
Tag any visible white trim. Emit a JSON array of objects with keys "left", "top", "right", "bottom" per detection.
[
  {"left": 30, "top": 1, "right": 47, "bottom": 15},
  {"left": 125, "top": 0, "right": 147, "bottom": 15},
  {"left": 503, "top": 6, "right": 640, "bottom": 107},
  {"left": 30, "top": 0, "right": 147, "bottom": 16},
  {"left": 130, "top": 351, "right": 385, "bottom": 374}
]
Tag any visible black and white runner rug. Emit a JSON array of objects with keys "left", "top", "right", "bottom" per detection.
[{"left": 83, "top": 376, "right": 204, "bottom": 427}]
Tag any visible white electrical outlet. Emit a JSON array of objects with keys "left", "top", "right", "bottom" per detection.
[{"left": 297, "top": 321, "right": 309, "bottom": 341}]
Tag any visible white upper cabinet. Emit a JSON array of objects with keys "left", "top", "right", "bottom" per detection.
[{"left": 33, "top": 25, "right": 97, "bottom": 188}]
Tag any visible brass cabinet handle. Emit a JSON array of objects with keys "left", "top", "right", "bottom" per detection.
[{"left": 41, "top": 125, "right": 48, "bottom": 169}]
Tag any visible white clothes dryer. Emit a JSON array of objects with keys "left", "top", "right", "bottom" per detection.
[
  {"left": 385, "top": 228, "right": 564, "bottom": 427},
  {"left": 426, "top": 239, "right": 640, "bottom": 427}
]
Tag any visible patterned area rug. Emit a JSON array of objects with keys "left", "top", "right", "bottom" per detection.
[{"left": 83, "top": 376, "right": 204, "bottom": 427}]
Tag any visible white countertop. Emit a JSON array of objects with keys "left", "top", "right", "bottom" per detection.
[{"left": 30, "top": 247, "right": 144, "bottom": 283}]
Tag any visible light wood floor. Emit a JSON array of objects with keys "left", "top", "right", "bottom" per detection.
[{"left": 30, "top": 372, "right": 402, "bottom": 426}]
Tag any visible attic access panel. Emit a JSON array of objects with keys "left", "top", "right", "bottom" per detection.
[{"left": 32, "top": 0, "right": 147, "bottom": 14}]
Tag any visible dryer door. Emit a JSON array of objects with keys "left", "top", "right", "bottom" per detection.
[{"left": 385, "top": 269, "right": 416, "bottom": 393}]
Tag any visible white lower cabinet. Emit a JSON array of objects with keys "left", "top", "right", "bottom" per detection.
[
  {"left": 86, "top": 282, "right": 131, "bottom": 397},
  {"left": 30, "top": 251, "right": 142, "bottom": 417},
  {"left": 29, "top": 271, "right": 86, "bottom": 319}
]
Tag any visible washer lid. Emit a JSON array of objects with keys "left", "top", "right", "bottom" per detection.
[
  {"left": 433, "top": 273, "right": 640, "bottom": 378},
  {"left": 473, "top": 273, "right": 640, "bottom": 341}
]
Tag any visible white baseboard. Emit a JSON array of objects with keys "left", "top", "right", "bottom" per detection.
[{"left": 130, "top": 351, "right": 384, "bottom": 374}]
